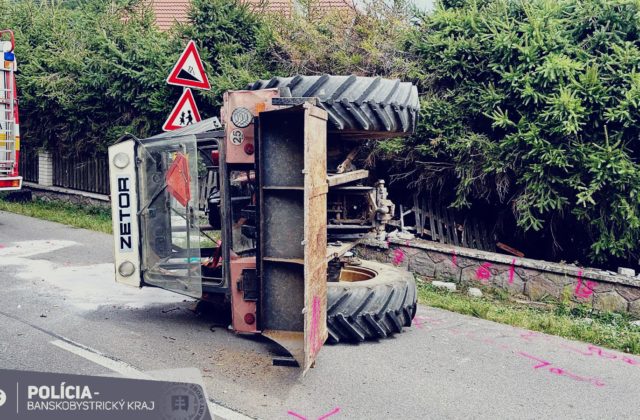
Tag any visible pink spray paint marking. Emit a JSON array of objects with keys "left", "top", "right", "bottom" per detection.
[
  {"left": 414, "top": 313, "right": 620, "bottom": 385},
  {"left": 508, "top": 259, "right": 516, "bottom": 284},
  {"left": 412, "top": 315, "right": 428, "bottom": 329},
  {"left": 309, "top": 295, "right": 322, "bottom": 356},
  {"left": 622, "top": 356, "right": 640, "bottom": 366},
  {"left": 475, "top": 262, "right": 492, "bottom": 283},
  {"left": 574, "top": 270, "right": 595, "bottom": 299},
  {"left": 451, "top": 249, "right": 458, "bottom": 267},
  {"left": 520, "top": 331, "right": 640, "bottom": 369},
  {"left": 465, "top": 330, "right": 605, "bottom": 387},
  {"left": 287, "top": 407, "right": 341, "bottom": 420},
  {"left": 561, "top": 343, "right": 640, "bottom": 367},
  {"left": 392, "top": 248, "right": 405, "bottom": 266},
  {"left": 318, "top": 407, "right": 341, "bottom": 420},
  {"left": 518, "top": 352, "right": 605, "bottom": 387}
]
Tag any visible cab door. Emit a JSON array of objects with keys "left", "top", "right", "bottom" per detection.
[{"left": 108, "top": 134, "right": 203, "bottom": 298}]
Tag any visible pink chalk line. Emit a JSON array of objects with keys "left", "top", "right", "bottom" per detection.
[
  {"left": 287, "top": 407, "right": 341, "bottom": 420},
  {"left": 518, "top": 352, "right": 605, "bottom": 387},
  {"left": 520, "top": 331, "right": 640, "bottom": 368},
  {"left": 475, "top": 262, "right": 492, "bottom": 283},
  {"left": 416, "top": 322, "right": 606, "bottom": 387},
  {"left": 415, "top": 315, "right": 624, "bottom": 384},
  {"left": 508, "top": 259, "right": 516, "bottom": 284},
  {"left": 318, "top": 407, "right": 341, "bottom": 420},
  {"left": 412, "top": 315, "right": 427, "bottom": 329},
  {"left": 560, "top": 344, "right": 640, "bottom": 366}
]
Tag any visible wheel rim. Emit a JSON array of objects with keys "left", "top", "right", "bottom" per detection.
[{"left": 338, "top": 265, "right": 377, "bottom": 282}]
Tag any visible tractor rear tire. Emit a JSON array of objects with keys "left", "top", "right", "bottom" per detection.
[
  {"left": 247, "top": 75, "right": 419, "bottom": 138},
  {"left": 327, "top": 260, "right": 417, "bottom": 344}
]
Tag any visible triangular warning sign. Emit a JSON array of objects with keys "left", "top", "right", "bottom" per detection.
[
  {"left": 162, "top": 88, "right": 202, "bottom": 131},
  {"left": 167, "top": 40, "right": 211, "bottom": 90}
]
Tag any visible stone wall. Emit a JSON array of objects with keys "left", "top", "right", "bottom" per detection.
[
  {"left": 24, "top": 182, "right": 110, "bottom": 208},
  {"left": 357, "top": 238, "right": 640, "bottom": 316}
]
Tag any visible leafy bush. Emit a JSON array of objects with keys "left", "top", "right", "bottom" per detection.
[
  {"left": 1, "top": 0, "right": 180, "bottom": 155},
  {"left": 389, "top": 0, "right": 640, "bottom": 264},
  {"left": 266, "top": 1, "right": 416, "bottom": 78}
]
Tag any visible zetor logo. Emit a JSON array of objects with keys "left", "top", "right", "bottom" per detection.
[{"left": 117, "top": 176, "right": 133, "bottom": 252}]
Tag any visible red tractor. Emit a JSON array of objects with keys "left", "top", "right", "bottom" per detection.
[
  {"left": 108, "top": 76, "right": 419, "bottom": 371},
  {"left": 0, "top": 29, "right": 22, "bottom": 191}
]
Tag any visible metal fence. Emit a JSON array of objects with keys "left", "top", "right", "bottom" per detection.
[
  {"left": 53, "top": 153, "right": 110, "bottom": 195},
  {"left": 18, "top": 149, "right": 39, "bottom": 182}
]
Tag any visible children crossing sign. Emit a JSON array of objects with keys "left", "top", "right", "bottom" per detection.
[
  {"left": 166, "top": 40, "right": 211, "bottom": 90},
  {"left": 162, "top": 89, "right": 202, "bottom": 131}
]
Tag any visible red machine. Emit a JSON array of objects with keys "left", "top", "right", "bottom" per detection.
[{"left": 0, "top": 29, "right": 21, "bottom": 191}]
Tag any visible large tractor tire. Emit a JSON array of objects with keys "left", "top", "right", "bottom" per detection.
[
  {"left": 247, "top": 75, "right": 419, "bottom": 138},
  {"left": 327, "top": 260, "right": 417, "bottom": 344}
]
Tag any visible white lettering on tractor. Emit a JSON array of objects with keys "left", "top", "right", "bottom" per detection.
[{"left": 117, "top": 176, "right": 133, "bottom": 252}]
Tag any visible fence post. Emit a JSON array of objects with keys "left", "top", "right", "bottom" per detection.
[{"left": 38, "top": 151, "right": 53, "bottom": 187}]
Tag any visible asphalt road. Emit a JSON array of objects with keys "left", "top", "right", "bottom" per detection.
[{"left": 1, "top": 211, "right": 640, "bottom": 419}]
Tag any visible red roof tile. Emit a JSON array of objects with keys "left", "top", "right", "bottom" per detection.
[
  {"left": 147, "top": 0, "right": 190, "bottom": 31},
  {"left": 149, "top": 0, "right": 355, "bottom": 31},
  {"left": 244, "top": 0, "right": 293, "bottom": 16},
  {"left": 307, "top": 0, "right": 355, "bottom": 11}
]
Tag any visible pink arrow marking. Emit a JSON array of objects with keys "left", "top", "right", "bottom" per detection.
[{"left": 287, "top": 407, "right": 341, "bottom": 420}]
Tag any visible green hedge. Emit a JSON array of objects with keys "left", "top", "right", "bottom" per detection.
[
  {"left": 385, "top": 0, "right": 640, "bottom": 264},
  {"left": 1, "top": 0, "right": 181, "bottom": 154}
]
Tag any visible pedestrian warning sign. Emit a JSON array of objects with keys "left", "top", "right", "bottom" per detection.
[
  {"left": 166, "top": 40, "right": 211, "bottom": 90},
  {"left": 162, "top": 88, "right": 202, "bottom": 131}
]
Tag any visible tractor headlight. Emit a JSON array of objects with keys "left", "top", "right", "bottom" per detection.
[{"left": 118, "top": 261, "right": 136, "bottom": 277}]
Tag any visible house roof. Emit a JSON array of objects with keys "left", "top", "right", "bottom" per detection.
[
  {"left": 244, "top": 0, "right": 293, "bottom": 16},
  {"left": 307, "top": 0, "right": 355, "bottom": 12},
  {"left": 149, "top": 0, "right": 356, "bottom": 31},
  {"left": 149, "top": 0, "right": 191, "bottom": 31}
]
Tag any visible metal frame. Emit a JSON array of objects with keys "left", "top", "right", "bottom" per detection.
[{"left": 257, "top": 103, "right": 329, "bottom": 372}]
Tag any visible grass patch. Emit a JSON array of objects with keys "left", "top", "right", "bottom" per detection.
[
  {"left": 0, "top": 196, "right": 112, "bottom": 233},
  {"left": 418, "top": 281, "right": 640, "bottom": 355}
]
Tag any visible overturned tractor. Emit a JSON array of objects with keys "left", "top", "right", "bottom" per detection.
[{"left": 108, "top": 75, "right": 420, "bottom": 371}]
